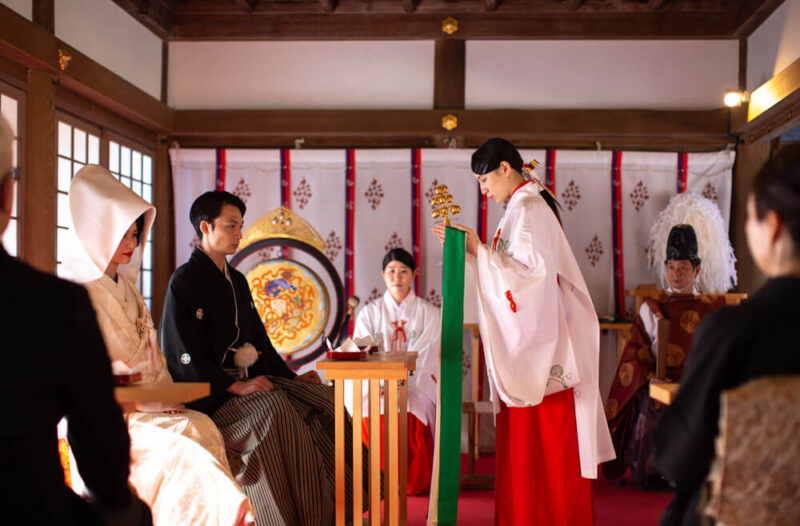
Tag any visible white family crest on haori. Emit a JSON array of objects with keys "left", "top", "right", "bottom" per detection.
[{"left": 470, "top": 181, "right": 615, "bottom": 478}]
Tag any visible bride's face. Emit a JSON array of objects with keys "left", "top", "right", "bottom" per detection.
[{"left": 110, "top": 222, "right": 139, "bottom": 267}]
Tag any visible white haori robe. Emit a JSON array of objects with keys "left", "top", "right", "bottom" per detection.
[
  {"left": 353, "top": 290, "right": 441, "bottom": 428},
  {"left": 85, "top": 274, "right": 254, "bottom": 526},
  {"left": 470, "top": 182, "right": 614, "bottom": 478}
]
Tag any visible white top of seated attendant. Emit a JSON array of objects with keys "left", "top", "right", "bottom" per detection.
[{"left": 62, "top": 164, "right": 155, "bottom": 283}]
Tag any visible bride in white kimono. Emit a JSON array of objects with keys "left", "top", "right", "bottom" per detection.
[
  {"left": 353, "top": 248, "right": 440, "bottom": 495},
  {"left": 433, "top": 139, "right": 614, "bottom": 526},
  {"left": 64, "top": 164, "right": 255, "bottom": 526}
]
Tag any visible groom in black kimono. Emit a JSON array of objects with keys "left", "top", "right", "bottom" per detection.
[{"left": 160, "top": 190, "right": 363, "bottom": 526}]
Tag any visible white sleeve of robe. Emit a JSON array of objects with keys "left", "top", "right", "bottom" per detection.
[{"left": 471, "top": 185, "right": 614, "bottom": 478}]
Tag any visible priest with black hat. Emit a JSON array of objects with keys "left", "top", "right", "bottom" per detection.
[{"left": 603, "top": 222, "right": 727, "bottom": 488}]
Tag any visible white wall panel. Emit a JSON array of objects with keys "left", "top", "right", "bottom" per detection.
[
  {"left": 1, "top": 0, "right": 31, "bottom": 20},
  {"left": 169, "top": 41, "right": 434, "bottom": 110},
  {"left": 55, "top": 0, "right": 162, "bottom": 99},
  {"left": 747, "top": 0, "right": 800, "bottom": 92},
  {"left": 466, "top": 40, "right": 738, "bottom": 110}
]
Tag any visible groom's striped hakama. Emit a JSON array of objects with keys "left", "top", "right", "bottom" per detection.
[{"left": 213, "top": 376, "right": 369, "bottom": 526}]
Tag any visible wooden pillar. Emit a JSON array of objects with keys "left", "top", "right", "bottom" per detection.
[
  {"left": 21, "top": 70, "right": 56, "bottom": 273},
  {"left": 32, "top": 0, "right": 54, "bottom": 33},
  {"left": 151, "top": 135, "right": 175, "bottom": 323},
  {"left": 730, "top": 140, "right": 770, "bottom": 294},
  {"left": 433, "top": 39, "right": 465, "bottom": 110}
]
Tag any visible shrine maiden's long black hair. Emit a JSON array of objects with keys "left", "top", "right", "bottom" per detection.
[
  {"left": 751, "top": 145, "right": 800, "bottom": 250},
  {"left": 471, "top": 138, "right": 561, "bottom": 225},
  {"left": 382, "top": 247, "right": 416, "bottom": 272}
]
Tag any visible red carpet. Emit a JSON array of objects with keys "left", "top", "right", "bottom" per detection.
[{"left": 401, "top": 455, "right": 672, "bottom": 525}]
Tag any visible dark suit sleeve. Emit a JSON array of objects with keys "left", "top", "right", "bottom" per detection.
[
  {"left": 654, "top": 308, "right": 738, "bottom": 491},
  {"left": 248, "top": 289, "right": 296, "bottom": 380},
  {"left": 62, "top": 288, "right": 133, "bottom": 506},
  {"left": 160, "top": 273, "right": 234, "bottom": 395}
]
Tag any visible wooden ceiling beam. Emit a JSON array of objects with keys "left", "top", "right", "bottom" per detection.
[
  {"left": 733, "top": 0, "right": 785, "bottom": 38},
  {"left": 739, "top": 56, "right": 800, "bottom": 144},
  {"left": 110, "top": 0, "right": 173, "bottom": 39},
  {"left": 564, "top": 0, "right": 583, "bottom": 12},
  {"left": 169, "top": 12, "right": 736, "bottom": 40},
  {"left": 318, "top": 0, "right": 338, "bottom": 14},
  {"left": 402, "top": 0, "right": 418, "bottom": 14},
  {"left": 172, "top": 108, "right": 732, "bottom": 144},
  {"left": 233, "top": 0, "right": 259, "bottom": 11}
]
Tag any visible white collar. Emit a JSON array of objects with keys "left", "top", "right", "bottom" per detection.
[
  {"left": 383, "top": 289, "right": 416, "bottom": 316},
  {"left": 667, "top": 285, "right": 699, "bottom": 295}
]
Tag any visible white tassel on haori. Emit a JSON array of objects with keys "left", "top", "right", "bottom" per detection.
[
  {"left": 649, "top": 192, "right": 737, "bottom": 294},
  {"left": 233, "top": 342, "right": 260, "bottom": 368}
]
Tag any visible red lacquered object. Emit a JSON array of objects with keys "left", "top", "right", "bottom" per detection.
[{"left": 326, "top": 350, "right": 368, "bottom": 360}]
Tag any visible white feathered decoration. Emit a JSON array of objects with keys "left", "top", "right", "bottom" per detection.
[
  {"left": 233, "top": 342, "right": 260, "bottom": 368},
  {"left": 648, "top": 193, "right": 737, "bottom": 294}
]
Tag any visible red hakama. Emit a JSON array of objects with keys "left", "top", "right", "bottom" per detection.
[
  {"left": 362, "top": 413, "right": 434, "bottom": 495},
  {"left": 495, "top": 388, "right": 594, "bottom": 526}
]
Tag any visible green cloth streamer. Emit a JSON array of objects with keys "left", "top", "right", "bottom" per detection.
[{"left": 428, "top": 226, "right": 465, "bottom": 525}]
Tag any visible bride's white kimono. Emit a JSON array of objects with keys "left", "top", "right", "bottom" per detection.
[
  {"left": 470, "top": 181, "right": 614, "bottom": 479},
  {"left": 353, "top": 290, "right": 440, "bottom": 428},
  {"left": 64, "top": 165, "right": 254, "bottom": 526}
]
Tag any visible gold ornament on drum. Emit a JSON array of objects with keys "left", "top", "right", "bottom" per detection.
[{"left": 430, "top": 184, "right": 461, "bottom": 227}]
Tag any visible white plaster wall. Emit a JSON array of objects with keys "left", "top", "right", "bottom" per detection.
[
  {"left": 55, "top": 0, "right": 162, "bottom": 99},
  {"left": 747, "top": 0, "right": 800, "bottom": 92},
  {"left": 466, "top": 40, "right": 738, "bottom": 110},
  {"left": 168, "top": 41, "right": 434, "bottom": 110},
  {"left": 1, "top": 0, "right": 31, "bottom": 20}
]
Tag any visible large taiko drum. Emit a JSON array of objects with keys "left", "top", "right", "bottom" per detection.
[{"left": 230, "top": 207, "right": 344, "bottom": 368}]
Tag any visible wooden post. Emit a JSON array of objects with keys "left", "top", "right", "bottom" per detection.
[
  {"left": 386, "top": 380, "right": 399, "bottom": 526},
  {"left": 433, "top": 39, "right": 465, "bottom": 110},
  {"left": 151, "top": 136, "right": 175, "bottom": 322},
  {"left": 398, "top": 378, "right": 408, "bottom": 525},
  {"left": 21, "top": 70, "right": 56, "bottom": 273},
  {"left": 731, "top": 140, "right": 770, "bottom": 294},
  {"left": 656, "top": 319, "right": 670, "bottom": 380},
  {"left": 369, "top": 379, "right": 381, "bottom": 525},
  {"left": 335, "top": 379, "right": 346, "bottom": 526},
  {"left": 352, "top": 379, "right": 363, "bottom": 524},
  {"left": 32, "top": 0, "right": 54, "bottom": 33}
]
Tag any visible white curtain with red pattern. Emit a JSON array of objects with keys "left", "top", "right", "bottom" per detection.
[{"left": 170, "top": 145, "right": 734, "bottom": 320}]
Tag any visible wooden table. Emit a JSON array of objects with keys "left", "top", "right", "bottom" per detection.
[
  {"left": 649, "top": 379, "right": 679, "bottom": 405},
  {"left": 114, "top": 382, "right": 210, "bottom": 405},
  {"left": 317, "top": 352, "right": 417, "bottom": 526}
]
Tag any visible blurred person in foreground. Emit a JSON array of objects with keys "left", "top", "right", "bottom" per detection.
[
  {"left": 654, "top": 146, "right": 800, "bottom": 526},
  {"left": 0, "top": 120, "right": 151, "bottom": 525}
]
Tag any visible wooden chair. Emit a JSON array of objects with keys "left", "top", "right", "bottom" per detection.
[
  {"left": 704, "top": 375, "right": 800, "bottom": 526},
  {"left": 461, "top": 324, "right": 494, "bottom": 489}
]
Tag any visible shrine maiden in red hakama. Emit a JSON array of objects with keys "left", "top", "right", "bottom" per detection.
[{"left": 449, "top": 138, "right": 614, "bottom": 526}]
